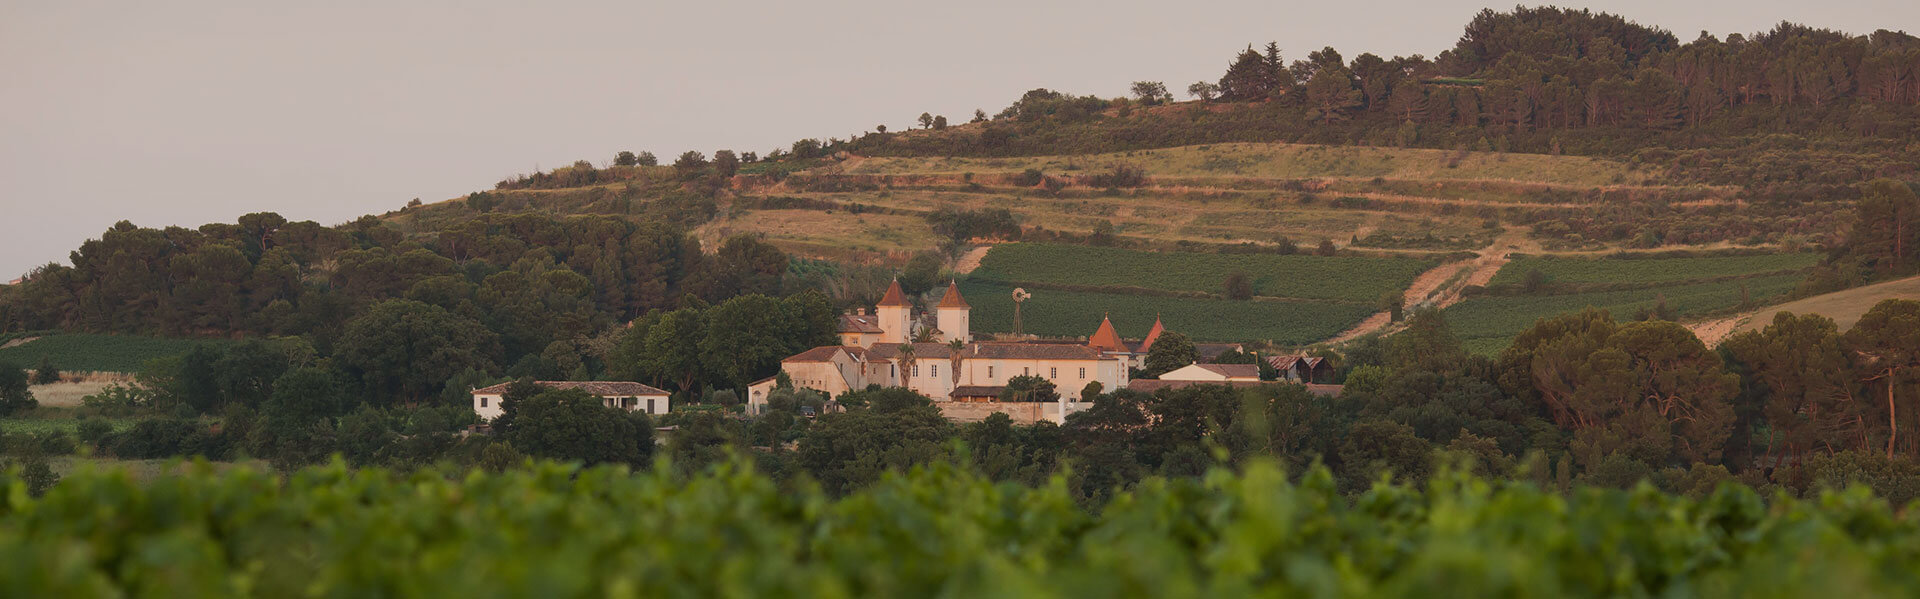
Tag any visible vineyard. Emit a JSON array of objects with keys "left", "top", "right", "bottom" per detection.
[
  {"left": 5, "top": 460, "right": 1919, "bottom": 597},
  {"left": 970, "top": 243, "right": 1435, "bottom": 302},
  {"left": 1487, "top": 253, "right": 1823, "bottom": 287},
  {"left": 958, "top": 280, "right": 1374, "bottom": 344},
  {"left": 0, "top": 334, "right": 228, "bottom": 374},
  {"left": 1445, "top": 272, "right": 1805, "bottom": 354}
]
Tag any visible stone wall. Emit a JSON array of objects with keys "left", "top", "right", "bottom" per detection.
[{"left": 936, "top": 401, "right": 1088, "bottom": 424}]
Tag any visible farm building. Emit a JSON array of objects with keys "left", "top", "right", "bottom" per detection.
[
  {"left": 471, "top": 380, "right": 671, "bottom": 420},
  {"left": 1266, "top": 355, "right": 1336, "bottom": 384}
]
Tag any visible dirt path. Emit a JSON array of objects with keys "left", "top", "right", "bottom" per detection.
[
  {"left": 1686, "top": 315, "right": 1748, "bottom": 348},
  {"left": 0, "top": 336, "right": 39, "bottom": 350},
  {"left": 953, "top": 245, "right": 993, "bottom": 274},
  {"left": 1322, "top": 227, "right": 1524, "bottom": 345}
]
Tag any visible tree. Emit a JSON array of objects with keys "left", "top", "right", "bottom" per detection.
[
  {"left": 30, "top": 356, "right": 59, "bottom": 385},
  {"left": 502, "top": 389, "right": 653, "bottom": 467},
  {"left": 1721, "top": 312, "right": 1860, "bottom": 465},
  {"left": 1000, "top": 375, "right": 1059, "bottom": 402},
  {"left": 932, "top": 115, "right": 948, "bottom": 129},
  {"left": 263, "top": 366, "right": 347, "bottom": 439},
  {"left": 712, "top": 150, "right": 740, "bottom": 178},
  {"left": 1844, "top": 300, "right": 1920, "bottom": 459},
  {"left": 1851, "top": 179, "right": 1920, "bottom": 273},
  {"left": 335, "top": 300, "right": 501, "bottom": 405},
  {"left": 1130, "top": 81, "right": 1172, "bottom": 105},
  {"left": 918, "top": 112, "right": 935, "bottom": 129},
  {"left": 1384, "top": 309, "right": 1466, "bottom": 373},
  {"left": 1378, "top": 291, "right": 1405, "bottom": 322},
  {"left": 1305, "top": 66, "right": 1363, "bottom": 121},
  {"left": 1315, "top": 239, "right": 1338, "bottom": 256},
  {"left": 898, "top": 252, "right": 944, "bottom": 296},
  {"left": 1143, "top": 332, "right": 1197, "bottom": 378},
  {"left": 1187, "top": 81, "right": 1218, "bottom": 101},
  {"left": 613, "top": 151, "right": 638, "bottom": 167},
  {"left": 1218, "top": 46, "right": 1279, "bottom": 101},
  {"left": 0, "top": 362, "right": 35, "bottom": 416},
  {"left": 971, "top": 109, "right": 987, "bottom": 123},
  {"left": 672, "top": 151, "right": 708, "bottom": 179},
  {"left": 875, "top": 124, "right": 887, "bottom": 134},
  {"left": 1223, "top": 271, "right": 1254, "bottom": 300},
  {"left": 635, "top": 151, "right": 658, "bottom": 167},
  {"left": 796, "top": 387, "right": 950, "bottom": 494}
]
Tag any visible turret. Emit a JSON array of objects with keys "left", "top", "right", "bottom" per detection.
[
  {"left": 935, "top": 280, "right": 971, "bottom": 343},
  {"left": 875, "top": 279, "right": 912, "bottom": 344}
]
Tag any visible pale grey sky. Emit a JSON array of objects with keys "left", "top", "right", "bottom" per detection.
[{"left": 3, "top": 1, "right": 1913, "bottom": 278}]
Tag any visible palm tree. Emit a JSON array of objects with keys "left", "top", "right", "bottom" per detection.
[{"left": 896, "top": 343, "right": 915, "bottom": 386}]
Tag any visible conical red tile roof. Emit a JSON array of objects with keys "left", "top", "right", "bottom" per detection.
[
  {"left": 1088, "top": 315, "right": 1127, "bottom": 352},
  {"left": 1137, "top": 316, "right": 1165, "bottom": 352},
  {"left": 877, "top": 279, "right": 909, "bottom": 307},
  {"left": 936, "top": 280, "right": 970, "bottom": 308}
]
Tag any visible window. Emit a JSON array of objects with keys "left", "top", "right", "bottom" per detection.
[
  {"left": 1079, "top": 367, "right": 1087, "bottom": 378},
  {"left": 1050, "top": 367, "right": 1058, "bottom": 379},
  {"left": 913, "top": 364, "right": 920, "bottom": 377},
  {"left": 1023, "top": 367, "right": 1030, "bottom": 376},
  {"left": 480, "top": 397, "right": 488, "bottom": 407},
  {"left": 988, "top": 366, "right": 995, "bottom": 378},
  {"left": 930, "top": 364, "right": 938, "bottom": 377},
  {"left": 647, "top": 398, "right": 656, "bottom": 413}
]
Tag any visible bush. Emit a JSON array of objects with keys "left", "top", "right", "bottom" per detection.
[{"left": 76, "top": 419, "right": 113, "bottom": 446}]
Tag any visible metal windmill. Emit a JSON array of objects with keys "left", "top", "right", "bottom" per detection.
[{"left": 1011, "top": 287, "right": 1031, "bottom": 336}]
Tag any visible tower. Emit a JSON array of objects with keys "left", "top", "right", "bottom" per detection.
[
  {"left": 935, "top": 280, "right": 971, "bottom": 343},
  {"left": 875, "top": 278, "right": 912, "bottom": 344}
]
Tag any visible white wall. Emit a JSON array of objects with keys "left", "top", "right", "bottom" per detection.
[{"left": 474, "top": 393, "right": 505, "bottom": 420}]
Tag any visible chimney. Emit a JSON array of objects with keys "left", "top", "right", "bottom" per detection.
[{"left": 857, "top": 307, "right": 866, "bottom": 316}]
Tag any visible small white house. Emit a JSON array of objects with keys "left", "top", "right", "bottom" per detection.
[
  {"left": 471, "top": 381, "right": 671, "bottom": 420},
  {"left": 1157, "top": 363, "right": 1261, "bottom": 382}
]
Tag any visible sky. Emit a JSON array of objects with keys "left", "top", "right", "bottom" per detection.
[{"left": 2, "top": 0, "right": 1914, "bottom": 279}]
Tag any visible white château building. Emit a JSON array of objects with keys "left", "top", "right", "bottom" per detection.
[{"left": 748, "top": 280, "right": 1131, "bottom": 420}]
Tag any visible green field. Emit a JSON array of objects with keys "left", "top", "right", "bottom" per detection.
[
  {"left": 970, "top": 243, "right": 1435, "bottom": 302},
  {"left": 1488, "top": 253, "right": 1822, "bottom": 286},
  {"left": 959, "top": 280, "right": 1373, "bottom": 345},
  {"left": 0, "top": 334, "right": 227, "bottom": 373},
  {"left": 0, "top": 417, "right": 144, "bottom": 435},
  {"left": 1446, "top": 272, "right": 1804, "bottom": 355}
]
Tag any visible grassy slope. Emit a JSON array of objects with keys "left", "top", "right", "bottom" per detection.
[
  {"left": 0, "top": 334, "right": 226, "bottom": 373},
  {"left": 840, "top": 142, "right": 1658, "bottom": 186},
  {"left": 1731, "top": 274, "right": 1920, "bottom": 335}
]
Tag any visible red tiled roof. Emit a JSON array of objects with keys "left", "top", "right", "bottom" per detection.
[
  {"left": 1125, "top": 380, "right": 1342, "bottom": 396},
  {"left": 877, "top": 279, "right": 909, "bottom": 307},
  {"left": 838, "top": 313, "right": 884, "bottom": 333},
  {"left": 937, "top": 280, "right": 970, "bottom": 309},
  {"left": 968, "top": 343, "right": 1105, "bottom": 360},
  {"left": 1087, "top": 316, "right": 1127, "bottom": 352},
  {"left": 471, "top": 381, "right": 669, "bottom": 396},
  {"left": 1135, "top": 316, "right": 1165, "bottom": 352}
]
